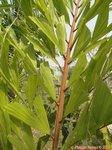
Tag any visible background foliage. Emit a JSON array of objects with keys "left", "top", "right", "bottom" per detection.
[{"left": 0, "top": 0, "right": 112, "bottom": 149}]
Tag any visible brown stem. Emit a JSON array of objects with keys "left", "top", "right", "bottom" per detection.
[{"left": 52, "top": 1, "right": 80, "bottom": 150}]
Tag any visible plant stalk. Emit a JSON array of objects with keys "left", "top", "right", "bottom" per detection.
[{"left": 52, "top": 1, "right": 80, "bottom": 149}]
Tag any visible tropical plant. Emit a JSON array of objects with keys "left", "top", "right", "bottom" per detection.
[{"left": 0, "top": 0, "right": 112, "bottom": 150}]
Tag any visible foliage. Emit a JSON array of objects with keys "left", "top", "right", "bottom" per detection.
[{"left": 0, "top": 0, "right": 112, "bottom": 149}]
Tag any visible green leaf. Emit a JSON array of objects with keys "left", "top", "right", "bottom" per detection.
[
  {"left": 10, "top": 118, "right": 36, "bottom": 150},
  {"left": 0, "top": 68, "right": 23, "bottom": 101},
  {"left": 7, "top": 29, "right": 37, "bottom": 74},
  {"left": 26, "top": 35, "right": 56, "bottom": 62},
  {"left": 96, "top": 23, "right": 112, "bottom": 40},
  {"left": 64, "top": 78, "right": 112, "bottom": 150},
  {"left": 4, "top": 102, "right": 50, "bottom": 134},
  {"left": 72, "top": 25, "right": 91, "bottom": 60},
  {"left": 102, "top": 50, "right": 112, "bottom": 75},
  {"left": 33, "top": 0, "right": 44, "bottom": 13},
  {"left": 69, "top": 53, "right": 87, "bottom": 86},
  {"left": 10, "top": 117, "right": 22, "bottom": 137},
  {"left": 85, "top": 37, "right": 112, "bottom": 89},
  {"left": 8, "top": 134, "right": 27, "bottom": 150},
  {"left": 33, "top": 96, "right": 50, "bottom": 135},
  {"left": 7, "top": 29, "right": 25, "bottom": 58},
  {"left": 1, "top": 39, "right": 10, "bottom": 79},
  {"left": 37, "top": 30, "right": 56, "bottom": 57},
  {"left": 82, "top": 38, "right": 108, "bottom": 57},
  {"left": 52, "top": 0, "right": 70, "bottom": 23},
  {"left": 36, "top": 135, "right": 50, "bottom": 150},
  {"left": 64, "top": 54, "right": 88, "bottom": 116},
  {"left": 65, "top": 0, "right": 74, "bottom": 11},
  {"left": 22, "top": 124, "right": 36, "bottom": 150},
  {"left": 39, "top": 0, "right": 46, "bottom": 10},
  {"left": 92, "top": 2, "right": 109, "bottom": 41},
  {"left": 72, "top": 0, "right": 90, "bottom": 45},
  {"left": 29, "top": 17, "right": 59, "bottom": 48},
  {"left": 74, "top": 1, "right": 110, "bottom": 44},
  {"left": 72, "top": 38, "right": 108, "bottom": 60},
  {"left": 26, "top": 74, "right": 38, "bottom": 106},
  {"left": 63, "top": 102, "right": 100, "bottom": 149},
  {"left": 24, "top": 44, "right": 37, "bottom": 69},
  {"left": 40, "top": 63, "right": 56, "bottom": 100},
  {"left": 0, "top": 110, "right": 11, "bottom": 150},
  {"left": 0, "top": 4, "right": 12, "bottom": 9},
  {"left": 63, "top": 104, "right": 96, "bottom": 150},
  {"left": 64, "top": 78, "right": 88, "bottom": 116},
  {"left": 0, "top": 80, "right": 8, "bottom": 107},
  {"left": 21, "top": 0, "right": 32, "bottom": 17},
  {"left": 23, "top": 56, "right": 37, "bottom": 74},
  {"left": 43, "top": 0, "right": 58, "bottom": 26},
  {"left": 84, "top": 57, "right": 97, "bottom": 89},
  {"left": 56, "top": 16, "right": 66, "bottom": 54},
  {"left": 9, "top": 54, "right": 19, "bottom": 90},
  {"left": 23, "top": 44, "right": 37, "bottom": 74},
  {"left": 4, "top": 102, "right": 39, "bottom": 128},
  {"left": 91, "top": 80, "right": 112, "bottom": 125},
  {"left": 85, "top": 0, "right": 105, "bottom": 22}
]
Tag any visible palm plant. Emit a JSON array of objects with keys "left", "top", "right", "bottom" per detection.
[{"left": 0, "top": 0, "right": 112, "bottom": 150}]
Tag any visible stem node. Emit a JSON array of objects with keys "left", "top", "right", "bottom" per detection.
[
  {"left": 73, "top": 28, "right": 78, "bottom": 32},
  {"left": 71, "top": 12, "right": 74, "bottom": 17},
  {"left": 65, "top": 40, "right": 69, "bottom": 44},
  {"left": 68, "top": 60, "right": 72, "bottom": 65},
  {"left": 64, "top": 87, "right": 69, "bottom": 93}
]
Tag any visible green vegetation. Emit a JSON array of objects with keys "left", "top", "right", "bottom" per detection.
[{"left": 0, "top": 0, "right": 112, "bottom": 149}]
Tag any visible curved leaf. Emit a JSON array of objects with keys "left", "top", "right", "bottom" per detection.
[
  {"left": 29, "top": 17, "right": 59, "bottom": 48},
  {"left": 4, "top": 102, "right": 50, "bottom": 134}
]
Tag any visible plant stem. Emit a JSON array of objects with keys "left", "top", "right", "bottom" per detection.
[{"left": 52, "top": 1, "right": 80, "bottom": 149}]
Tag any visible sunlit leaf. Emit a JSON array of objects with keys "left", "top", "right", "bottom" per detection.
[
  {"left": 40, "top": 63, "right": 56, "bottom": 100},
  {"left": 8, "top": 134, "right": 27, "bottom": 150},
  {"left": 52, "top": 0, "right": 70, "bottom": 23},
  {"left": 0, "top": 80, "right": 8, "bottom": 107},
  {"left": 33, "top": 96, "right": 50, "bottom": 134},
  {"left": 92, "top": 2, "right": 109, "bottom": 41},
  {"left": 4, "top": 102, "right": 50, "bottom": 134},
  {"left": 56, "top": 16, "right": 66, "bottom": 54},
  {"left": 72, "top": 25, "right": 91, "bottom": 59},
  {"left": 69, "top": 53, "right": 87, "bottom": 86},
  {"left": 29, "top": 17, "right": 59, "bottom": 48},
  {"left": 26, "top": 74, "right": 38, "bottom": 106}
]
